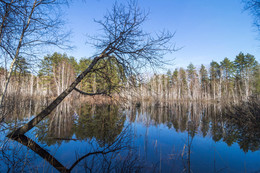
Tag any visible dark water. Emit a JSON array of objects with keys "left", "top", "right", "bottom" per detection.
[{"left": 0, "top": 101, "right": 260, "bottom": 172}]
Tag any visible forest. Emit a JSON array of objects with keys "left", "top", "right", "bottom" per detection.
[
  {"left": 0, "top": 0, "right": 260, "bottom": 172},
  {"left": 0, "top": 51, "right": 259, "bottom": 103}
]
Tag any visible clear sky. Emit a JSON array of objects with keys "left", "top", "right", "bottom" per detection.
[{"left": 55, "top": 0, "right": 260, "bottom": 72}]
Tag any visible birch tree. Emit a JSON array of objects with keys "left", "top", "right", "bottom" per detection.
[
  {"left": 8, "top": 1, "right": 175, "bottom": 136},
  {"left": 0, "top": 0, "right": 69, "bottom": 119}
]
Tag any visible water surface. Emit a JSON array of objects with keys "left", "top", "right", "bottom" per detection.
[{"left": 0, "top": 101, "right": 259, "bottom": 172}]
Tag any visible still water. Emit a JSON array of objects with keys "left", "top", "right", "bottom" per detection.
[{"left": 0, "top": 100, "right": 259, "bottom": 172}]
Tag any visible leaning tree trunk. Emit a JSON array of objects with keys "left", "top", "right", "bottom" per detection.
[{"left": 7, "top": 54, "right": 104, "bottom": 137}]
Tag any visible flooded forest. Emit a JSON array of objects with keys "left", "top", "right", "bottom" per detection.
[{"left": 0, "top": 0, "right": 260, "bottom": 173}]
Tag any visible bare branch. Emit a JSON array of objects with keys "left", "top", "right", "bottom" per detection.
[{"left": 74, "top": 87, "right": 108, "bottom": 96}]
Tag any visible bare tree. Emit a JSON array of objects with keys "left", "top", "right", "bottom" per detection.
[
  {"left": 0, "top": 0, "right": 70, "bottom": 119},
  {"left": 244, "top": 0, "right": 260, "bottom": 32},
  {"left": 7, "top": 1, "right": 175, "bottom": 136},
  {"left": 89, "top": 1, "right": 174, "bottom": 77}
]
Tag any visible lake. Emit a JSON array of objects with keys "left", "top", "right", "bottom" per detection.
[{"left": 0, "top": 100, "right": 259, "bottom": 172}]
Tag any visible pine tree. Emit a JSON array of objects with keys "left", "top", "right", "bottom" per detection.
[
  {"left": 234, "top": 52, "right": 258, "bottom": 99},
  {"left": 220, "top": 57, "right": 235, "bottom": 99},
  {"left": 210, "top": 61, "right": 220, "bottom": 100},
  {"left": 39, "top": 52, "right": 77, "bottom": 96},
  {"left": 199, "top": 64, "right": 208, "bottom": 99},
  {"left": 187, "top": 63, "right": 198, "bottom": 100}
]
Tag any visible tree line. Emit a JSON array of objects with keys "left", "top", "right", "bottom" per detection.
[
  {"left": 0, "top": 52, "right": 125, "bottom": 99},
  {"left": 132, "top": 52, "right": 259, "bottom": 102},
  {"left": 0, "top": 52, "right": 258, "bottom": 103}
]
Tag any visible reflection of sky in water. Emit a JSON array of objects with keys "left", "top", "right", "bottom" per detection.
[
  {"left": 131, "top": 121, "right": 260, "bottom": 173},
  {"left": 1, "top": 103, "right": 260, "bottom": 172}
]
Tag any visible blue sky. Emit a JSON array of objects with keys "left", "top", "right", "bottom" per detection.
[{"left": 55, "top": 0, "right": 260, "bottom": 71}]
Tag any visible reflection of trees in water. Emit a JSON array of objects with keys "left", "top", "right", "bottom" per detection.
[
  {"left": 36, "top": 101, "right": 75, "bottom": 146},
  {"left": 3, "top": 99, "right": 34, "bottom": 123},
  {"left": 200, "top": 104, "right": 210, "bottom": 137},
  {"left": 223, "top": 98, "right": 260, "bottom": 152},
  {"left": 1, "top": 125, "right": 143, "bottom": 172},
  {"left": 1, "top": 98, "right": 50, "bottom": 133},
  {"left": 74, "top": 104, "right": 126, "bottom": 147},
  {"left": 33, "top": 103, "right": 126, "bottom": 147},
  {"left": 127, "top": 101, "right": 260, "bottom": 152},
  {"left": 73, "top": 127, "right": 143, "bottom": 173},
  {"left": 181, "top": 120, "right": 196, "bottom": 173},
  {"left": 3, "top": 100, "right": 126, "bottom": 148},
  {"left": 1, "top": 100, "right": 140, "bottom": 172},
  {"left": 210, "top": 104, "right": 224, "bottom": 142},
  {"left": 2, "top": 98, "right": 259, "bottom": 169}
]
